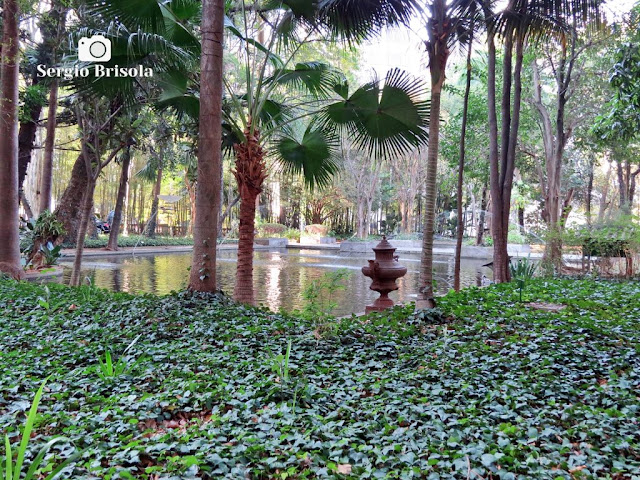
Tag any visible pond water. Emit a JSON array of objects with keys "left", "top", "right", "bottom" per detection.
[{"left": 61, "top": 249, "right": 491, "bottom": 316}]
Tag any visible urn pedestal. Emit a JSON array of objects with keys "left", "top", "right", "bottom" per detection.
[{"left": 361, "top": 236, "right": 407, "bottom": 313}]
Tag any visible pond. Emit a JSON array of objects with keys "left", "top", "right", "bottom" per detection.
[{"left": 61, "top": 248, "right": 491, "bottom": 316}]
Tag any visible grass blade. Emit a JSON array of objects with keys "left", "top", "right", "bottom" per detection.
[
  {"left": 13, "top": 380, "right": 47, "bottom": 480},
  {"left": 23, "top": 437, "right": 68, "bottom": 480},
  {"left": 5, "top": 436, "right": 12, "bottom": 480}
]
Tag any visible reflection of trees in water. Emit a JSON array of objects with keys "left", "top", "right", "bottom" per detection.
[{"left": 75, "top": 251, "right": 488, "bottom": 315}]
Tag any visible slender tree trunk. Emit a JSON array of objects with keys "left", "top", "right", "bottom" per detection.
[
  {"left": 17, "top": 101, "right": 40, "bottom": 215},
  {"left": 145, "top": 162, "right": 163, "bottom": 238},
  {"left": 454, "top": 34, "right": 473, "bottom": 292},
  {"left": 419, "top": 26, "right": 449, "bottom": 305},
  {"left": 489, "top": 29, "right": 524, "bottom": 283},
  {"left": 518, "top": 207, "right": 525, "bottom": 233},
  {"left": 188, "top": 0, "right": 225, "bottom": 292},
  {"left": 232, "top": 126, "right": 267, "bottom": 304},
  {"left": 357, "top": 198, "right": 366, "bottom": 238},
  {"left": 586, "top": 159, "right": 594, "bottom": 226},
  {"left": 0, "top": 0, "right": 24, "bottom": 279},
  {"left": 40, "top": 79, "right": 59, "bottom": 213},
  {"left": 122, "top": 159, "right": 133, "bottom": 235},
  {"left": 476, "top": 185, "right": 487, "bottom": 245},
  {"left": 107, "top": 145, "right": 132, "bottom": 250},
  {"left": 70, "top": 178, "right": 96, "bottom": 286},
  {"left": 219, "top": 194, "right": 240, "bottom": 237}
]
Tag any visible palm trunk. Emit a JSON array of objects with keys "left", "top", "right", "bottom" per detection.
[
  {"left": 188, "top": 0, "right": 225, "bottom": 292},
  {"left": 0, "top": 0, "right": 23, "bottom": 280},
  {"left": 40, "top": 79, "right": 59, "bottom": 213},
  {"left": 70, "top": 178, "right": 96, "bottom": 286},
  {"left": 232, "top": 126, "right": 267, "bottom": 304},
  {"left": 454, "top": 35, "right": 473, "bottom": 292},
  {"left": 107, "top": 145, "right": 132, "bottom": 250}
]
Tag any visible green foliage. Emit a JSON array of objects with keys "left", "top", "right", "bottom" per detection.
[
  {"left": 20, "top": 211, "right": 66, "bottom": 260},
  {"left": 62, "top": 235, "right": 194, "bottom": 249},
  {"left": 1, "top": 279, "right": 639, "bottom": 477},
  {"left": 3, "top": 379, "right": 82, "bottom": 480},
  {"left": 295, "top": 268, "right": 350, "bottom": 325},
  {"left": 38, "top": 242, "right": 62, "bottom": 267},
  {"left": 509, "top": 257, "right": 538, "bottom": 302},
  {"left": 256, "top": 223, "right": 287, "bottom": 237},
  {"left": 96, "top": 335, "right": 144, "bottom": 382},
  {"left": 18, "top": 85, "right": 47, "bottom": 123},
  {"left": 564, "top": 215, "right": 640, "bottom": 258}
]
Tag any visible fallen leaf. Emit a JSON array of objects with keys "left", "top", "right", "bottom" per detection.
[{"left": 337, "top": 464, "right": 352, "bottom": 474}]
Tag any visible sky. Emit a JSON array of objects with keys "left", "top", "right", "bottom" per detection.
[{"left": 359, "top": 0, "right": 638, "bottom": 80}]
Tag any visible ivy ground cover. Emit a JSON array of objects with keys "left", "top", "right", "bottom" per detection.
[{"left": 0, "top": 278, "right": 638, "bottom": 479}]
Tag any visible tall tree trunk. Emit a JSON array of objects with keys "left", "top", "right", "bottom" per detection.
[
  {"left": 357, "top": 197, "right": 366, "bottom": 238},
  {"left": 489, "top": 29, "right": 524, "bottom": 283},
  {"left": 17, "top": 97, "right": 40, "bottom": 215},
  {"left": 54, "top": 152, "right": 92, "bottom": 244},
  {"left": 70, "top": 178, "right": 96, "bottom": 286},
  {"left": 419, "top": 0, "right": 449, "bottom": 306},
  {"left": 586, "top": 158, "right": 594, "bottom": 226},
  {"left": 188, "top": 0, "right": 225, "bottom": 292},
  {"left": 0, "top": 0, "right": 23, "bottom": 279},
  {"left": 454, "top": 33, "right": 473, "bottom": 292},
  {"left": 107, "top": 145, "right": 132, "bottom": 250},
  {"left": 39, "top": 79, "right": 59, "bottom": 213},
  {"left": 232, "top": 125, "right": 267, "bottom": 304},
  {"left": 122, "top": 159, "right": 133, "bottom": 235},
  {"left": 476, "top": 184, "right": 487, "bottom": 245},
  {"left": 145, "top": 162, "right": 163, "bottom": 238}
]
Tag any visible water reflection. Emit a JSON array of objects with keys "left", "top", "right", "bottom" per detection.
[{"left": 61, "top": 249, "right": 490, "bottom": 316}]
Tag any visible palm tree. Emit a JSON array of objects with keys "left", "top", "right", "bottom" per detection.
[
  {"left": 418, "top": 0, "right": 482, "bottom": 307},
  {"left": 189, "top": 0, "right": 225, "bottom": 292},
  {"left": 216, "top": 5, "right": 430, "bottom": 304},
  {"left": 0, "top": 0, "right": 24, "bottom": 280}
]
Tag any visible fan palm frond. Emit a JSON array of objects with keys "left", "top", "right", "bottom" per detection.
[
  {"left": 265, "top": 61, "right": 347, "bottom": 99},
  {"left": 274, "top": 123, "right": 340, "bottom": 190},
  {"left": 320, "top": 68, "right": 430, "bottom": 159}
]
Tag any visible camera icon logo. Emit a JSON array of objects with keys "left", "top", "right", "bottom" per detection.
[{"left": 78, "top": 35, "right": 111, "bottom": 62}]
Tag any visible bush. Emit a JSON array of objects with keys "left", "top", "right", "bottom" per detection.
[
  {"left": 62, "top": 235, "right": 194, "bottom": 249},
  {"left": 303, "top": 224, "right": 328, "bottom": 236},
  {"left": 257, "top": 223, "right": 287, "bottom": 237}
]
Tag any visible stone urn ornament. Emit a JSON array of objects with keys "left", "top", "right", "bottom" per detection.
[{"left": 362, "top": 236, "right": 407, "bottom": 313}]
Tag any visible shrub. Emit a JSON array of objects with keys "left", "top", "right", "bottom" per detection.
[
  {"left": 303, "top": 224, "right": 328, "bottom": 236},
  {"left": 257, "top": 223, "right": 287, "bottom": 237}
]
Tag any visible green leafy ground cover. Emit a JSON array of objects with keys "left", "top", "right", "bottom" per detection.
[{"left": 0, "top": 279, "right": 638, "bottom": 479}]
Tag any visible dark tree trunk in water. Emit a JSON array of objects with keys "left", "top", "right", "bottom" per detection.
[
  {"left": 0, "top": 0, "right": 23, "bottom": 279},
  {"left": 233, "top": 125, "right": 267, "bottom": 305},
  {"left": 107, "top": 145, "right": 132, "bottom": 250}
]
